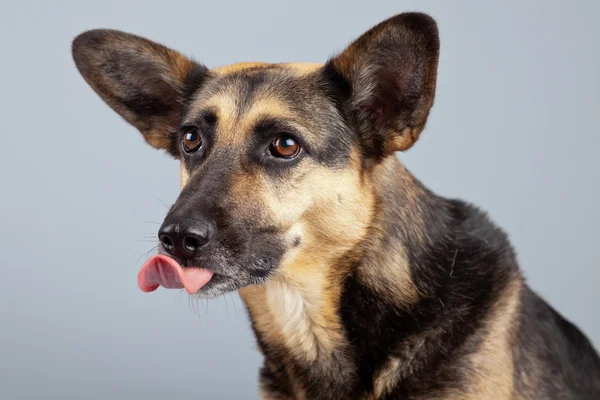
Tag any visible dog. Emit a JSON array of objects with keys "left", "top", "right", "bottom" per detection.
[{"left": 72, "top": 12, "right": 600, "bottom": 399}]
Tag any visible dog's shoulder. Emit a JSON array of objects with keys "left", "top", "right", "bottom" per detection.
[{"left": 512, "top": 287, "right": 600, "bottom": 399}]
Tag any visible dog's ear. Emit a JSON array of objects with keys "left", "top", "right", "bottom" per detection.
[
  {"left": 322, "top": 13, "right": 439, "bottom": 156},
  {"left": 72, "top": 29, "right": 208, "bottom": 157}
]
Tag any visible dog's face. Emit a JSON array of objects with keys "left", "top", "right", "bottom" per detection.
[{"left": 72, "top": 13, "right": 439, "bottom": 297}]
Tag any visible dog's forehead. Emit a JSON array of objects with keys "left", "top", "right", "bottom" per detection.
[{"left": 183, "top": 62, "right": 330, "bottom": 144}]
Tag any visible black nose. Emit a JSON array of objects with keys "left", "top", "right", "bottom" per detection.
[{"left": 158, "top": 218, "right": 212, "bottom": 258}]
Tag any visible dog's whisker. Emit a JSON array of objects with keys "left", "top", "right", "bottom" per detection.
[
  {"left": 156, "top": 198, "right": 171, "bottom": 210},
  {"left": 203, "top": 298, "right": 209, "bottom": 317},
  {"left": 135, "top": 246, "right": 158, "bottom": 264},
  {"left": 229, "top": 293, "right": 239, "bottom": 318},
  {"left": 223, "top": 293, "right": 230, "bottom": 316},
  {"left": 193, "top": 296, "right": 204, "bottom": 320}
]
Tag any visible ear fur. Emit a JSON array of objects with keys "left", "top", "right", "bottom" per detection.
[
  {"left": 324, "top": 13, "right": 440, "bottom": 157},
  {"left": 72, "top": 29, "right": 208, "bottom": 156}
]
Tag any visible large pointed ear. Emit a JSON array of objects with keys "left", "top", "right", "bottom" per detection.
[
  {"left": 72, "top": 29, "right": 208, "bottom": 157},
  {"left": 322, "top": 13, "right": 439, "bottom": 157}
]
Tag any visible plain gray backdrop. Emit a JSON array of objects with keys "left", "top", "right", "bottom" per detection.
[{"left": 1, "top": 1, "right": 598, "bottom": 399}]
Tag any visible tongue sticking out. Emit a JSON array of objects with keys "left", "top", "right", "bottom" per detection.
[{"left": 137, "top": 255, "right": 214, "bottom": 295}]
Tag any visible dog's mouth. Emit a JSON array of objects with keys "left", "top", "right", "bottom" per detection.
[{"left": 137, "top": 255, "right": 214, "bottom": 294}]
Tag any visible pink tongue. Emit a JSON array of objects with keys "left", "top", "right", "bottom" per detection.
[{"left": 138, "top": 255, "right": 214, "bottom": 295}]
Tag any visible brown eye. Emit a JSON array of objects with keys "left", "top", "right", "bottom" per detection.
[
  {"left": 270, "top": 136, "right": 301, "bottom": 159},
  {"left": 182, "top": 128, "right": 202, "bottom": 153}
]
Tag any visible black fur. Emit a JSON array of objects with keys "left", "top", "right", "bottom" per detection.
[
  {"left": 340, "top": 197, "right": 517, "bottom": 399},
  {"left": 513, "top": 290, "right": 600, "bottom": 399}
]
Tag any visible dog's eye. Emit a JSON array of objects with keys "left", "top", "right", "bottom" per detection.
[
  {"left": 270, "top": 136, "right": 301, "bottom": 159},
  {"left": 182, "top": 128, "right": 202, "bottom": 153}
]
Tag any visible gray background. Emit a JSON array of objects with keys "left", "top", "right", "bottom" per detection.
[{"left": 1, "top": 0, "right": 598, "bottom": 399}]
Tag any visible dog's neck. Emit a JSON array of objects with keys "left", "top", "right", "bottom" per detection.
[{"left": 240, "top": 156, "right": 519, "bottom": 398}]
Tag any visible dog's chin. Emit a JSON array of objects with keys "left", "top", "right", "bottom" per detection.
[
  {"left": 193, "top": 273, "right": 260, "bottom": 299},
  {"left": 182, "top": 259, "right": 275, "bottom": 298}
]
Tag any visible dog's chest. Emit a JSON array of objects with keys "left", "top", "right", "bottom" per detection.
[
  {"left": 240, "top": 275, "right": 345, "bottom": 362},
  {"left": 240, "top": 274, "right": 361, "bottom": 399}
]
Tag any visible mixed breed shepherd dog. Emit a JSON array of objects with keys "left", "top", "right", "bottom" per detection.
[{"left": 72, "top": 12, "right": 600, "bottom": 400}]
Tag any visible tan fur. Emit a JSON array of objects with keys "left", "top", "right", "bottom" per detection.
[
  {"left": 180, "top": 161, "right": 190, "bottom": 189},
  {"left": 280, "top": 62, "right": 323, "bottom": 76},
  {"left": 386, "top": 127, "right": 424, "bottom": 152},
  {"left": 377, "top": 157, "right": 428, "bottom": 244},
  {"left": 259, "top": 387, "right": 295, "bottom": 400},
  {"left": 442, "top": 276, "right": 521, "bottom": 399},
  {"left": 213, "top": 61, "right": 322, "bottom": 76},
  {"left": 371, "top": 357, "right": 403, "bottom": 399},
  {"left": 355, "top": 240, "right": 418, "bottom": 310},
  {"left": 213, "top": 62, "right": 272, "bottom": 74},
  {"left": 238, "top": 97, "right": 299, "bottom": 136},
  {"left": 190, "top": 91, "right": 244, "bottom": 145}
]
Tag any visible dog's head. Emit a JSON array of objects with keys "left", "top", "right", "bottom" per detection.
[{"left": 72, "top": 13, "right": 439, "bottom": 298}]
